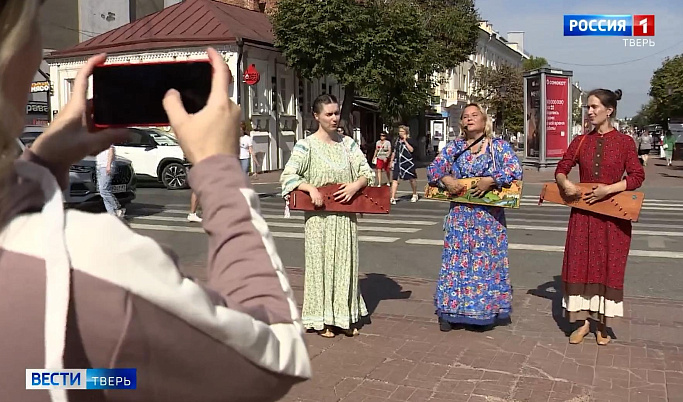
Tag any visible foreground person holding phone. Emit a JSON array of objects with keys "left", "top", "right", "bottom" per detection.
[{"left": 0, "top": 1, "right": 310, "bottom": 400}]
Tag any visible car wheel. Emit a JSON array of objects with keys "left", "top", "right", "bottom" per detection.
[{"left": 161, "top": 163, "right": 188, "bottom": 190}]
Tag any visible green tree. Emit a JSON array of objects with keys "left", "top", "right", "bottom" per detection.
[
  {"left": 472, "top": 64, "right": 524, "bottom": 134},
  {"left": 271, "top": 0, "right": 479, "bottom": 127},
  {"left": 648, "top": 54, "right": 683, "bottom": 125},
  {"left": 522, "top": 55, "right": 549, "bottom": 71}
]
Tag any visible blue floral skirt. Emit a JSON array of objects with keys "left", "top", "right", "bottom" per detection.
[{"left": 435, "top": 203, "right": 513, "bottom": 326}]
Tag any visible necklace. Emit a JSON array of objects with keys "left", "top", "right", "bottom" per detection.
[{"left": 467, "top": 136, "right": 486, "bottom": 155}]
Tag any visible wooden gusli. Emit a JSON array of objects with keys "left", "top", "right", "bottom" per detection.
[
  {"left": 538, "top": 182, "right": 644, "bottom": 222},
  {"left": 288, "top": 184, "right": 391, "bottom": 214}
]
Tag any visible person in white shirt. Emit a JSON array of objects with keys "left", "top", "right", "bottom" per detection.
[
  {"left": 96, "top": 145, "right": 125, "bottom": 218},
  {"left": 239, "top": 122, "right": 256, "bottom": 174}
]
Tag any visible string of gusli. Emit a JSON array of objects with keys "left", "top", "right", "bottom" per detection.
[{"left": 279, "top": 89, "right": 644, "bottom": 345}]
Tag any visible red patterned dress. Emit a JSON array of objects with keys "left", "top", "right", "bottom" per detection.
[{"left": 555, "top": 129, "right": 645, "bottom": 325}]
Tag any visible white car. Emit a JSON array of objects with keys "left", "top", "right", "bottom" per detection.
[{"left": 115, "top": 128, "right": 191, "bottom": 190}]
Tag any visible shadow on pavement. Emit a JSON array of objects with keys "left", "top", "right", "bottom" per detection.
[
  {"left": 360, "top": 273, "right": 412, "bottom": 315},
  {"left": 527, "top": 276, "right": 572, "bottom": 336},
  {"left": 124, "top": 203, "right": 166, "bottom": 217}
]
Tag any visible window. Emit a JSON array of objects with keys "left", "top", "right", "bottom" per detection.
[
  {"left": 279, "top": 77, "right": 289, "bottom": 114},
  {"left": 63, "top": 78, "right": 75, "bottom": 104}
]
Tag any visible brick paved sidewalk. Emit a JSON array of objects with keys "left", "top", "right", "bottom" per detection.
[{"left": 278, "top": 268, "right": 683, "bottom": 402}]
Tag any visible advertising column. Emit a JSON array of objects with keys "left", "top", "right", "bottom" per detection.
[
  {"left": 525, "top": 76, "right": 541, "bottom": 159},
  {"left": 544, "top": 76, "right": 570, "bottom": 158}
]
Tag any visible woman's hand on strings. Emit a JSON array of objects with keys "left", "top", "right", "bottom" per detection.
[
  {"left": 583, "top": 184, "right": 611, "bottom": 205},
  {"left": 309, "top": 188, "right": 324, "bottom": 207},
  {"left": 334, "top": 182, "right": 361, "bottom": 203},
  {"left": 470, "top": 177, "right": 496, "bottom": 198},
  {"left": 560, "top": 180, "right": 581, "bottom": 200},
  {"left": 441, "top": 176, "right": 465, "bottom": 196}
]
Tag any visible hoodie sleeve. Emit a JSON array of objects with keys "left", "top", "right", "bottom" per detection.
[{"left": 63, "top": 154, "right": 311, "bottom": 402}]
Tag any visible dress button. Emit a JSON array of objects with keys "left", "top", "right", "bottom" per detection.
[{"left": 595, "top": 163, "right": 599, "bottom": 166}]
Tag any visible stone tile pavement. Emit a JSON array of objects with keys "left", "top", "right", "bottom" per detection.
[{"left": 275, "top": 268, "right": 683, "bottom": 402}]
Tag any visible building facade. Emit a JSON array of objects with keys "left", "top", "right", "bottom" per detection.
[
  {"left": 430, "top": 21, "right": 530, "bottom": 151},
  {"left": 45, "top": 0, "right": 343, "bottom": 173}
]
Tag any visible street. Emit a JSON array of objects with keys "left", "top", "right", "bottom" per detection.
[{"left": 124, "top": 166, "right": 683, "bottom": 301}]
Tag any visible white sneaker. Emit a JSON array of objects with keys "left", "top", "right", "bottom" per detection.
[
  {"left": 390, "top": 198, "right": 396, "bottom": 205},
  {"left": 386, "top": 183, "right": 391, "bottom": 187},
  {"left": 187, "top": 213, "right": 203, "bottom": 223},
  {"left": 411, "top": 194, "right": 418, "bottom": 203},
  {"left": 115, "top": 208, "right": 126, "bottom": 218}
]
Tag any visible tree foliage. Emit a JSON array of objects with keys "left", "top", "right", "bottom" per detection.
[
  {"left": 270, "top": 0, "right": 479, "bottom": 126},
  {"left": 472, "top": 64, "right": 524, "bottom": 134},
  {"left": 522, "top": 56, "right": 549, "bottom": 71},
  {"left": 647, "top": 54, "right": 683, "bottom": 126}
]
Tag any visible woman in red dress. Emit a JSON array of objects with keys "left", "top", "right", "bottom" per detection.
[{"left": 555, "top": 88, "right": 645, "bottom": 345}]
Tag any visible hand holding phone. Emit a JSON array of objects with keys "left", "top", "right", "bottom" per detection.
[
  {"left": 92, "top": 59, "right": 213, "bottom": 128},
  {"left": 162, "top": 48, "right": 240, "bottom": 164},
  {"left": 30, "top": 53, "right": 129, "bottom": 188}
]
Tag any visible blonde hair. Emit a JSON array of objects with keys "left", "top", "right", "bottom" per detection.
[
  {"left": 459, "top": 103, "right": 493, "bottom": 138},
  {"left": 0, "top": 0, "right": 41, "bottom": 219},
  {"left": 398, "top": 125, "right": 410, "bottom": 138}
]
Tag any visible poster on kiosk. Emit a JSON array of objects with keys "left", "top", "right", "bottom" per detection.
[{"left": 523, "top": 68, "right": 573, "bottom": 170}]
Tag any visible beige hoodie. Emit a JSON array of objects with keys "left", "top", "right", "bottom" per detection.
[{"left": 0, "top": 150, "right": 311, "bottom": 401}]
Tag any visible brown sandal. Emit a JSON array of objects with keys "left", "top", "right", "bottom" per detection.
[
  {"left": 344, "top": 328, "right": 359, "bottom": 337},
  {"left": 569, "top": 324, "right": 590, "bottom": 344},
  {"left": 317, "top": 327, "right": 335, "bottom": 338},
  {"left": 596, "top": 325, "right": 611, "bottom": 345}
]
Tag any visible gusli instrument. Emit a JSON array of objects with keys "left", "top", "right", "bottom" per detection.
[
  {"left": 288, "top": 184, "right": 391, "bottom": 214},
  {"left": 538, "top": 182, "right": 644, "bottom": 222}
]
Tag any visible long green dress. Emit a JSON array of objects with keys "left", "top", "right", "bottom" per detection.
[{"left": 280, "top": 135, "right": 375, "bottom": 330}]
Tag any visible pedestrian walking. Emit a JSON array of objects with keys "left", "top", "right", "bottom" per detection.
[
  {"left": 371, "top": 131, "right": 392, "bottom": 186},
  {"left": 186, "top": 191, "right": 202, "bottom": 222},
  {"left": 555, "top": 89, "right": 645, "bottom": 345},
  {"left": 427, "top": 103, "right": 522, "bottom": 331},
  {"left": 239, "top": 121, "right": 256, "bottom": 174},
  {"left": 280, "top": 94, "right": 375, "bottom": 338},
  {"left": 389, "top": 125, "right": 418, "bottom": 204},
  {"left": 636, "top": 130, "right": 653, "bottom": 166},
  {"left": 0, "top": 9, "right": 310, "bottom": 399},
  {"left": 663, "top": 130, "right": 676, "bottom": 166},
  {"left": 95, "top": 145, "right": 125, "bottom": 218}
]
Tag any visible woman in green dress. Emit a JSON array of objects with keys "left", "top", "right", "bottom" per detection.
[{"left": 280, "top": 94, "right": 375, "bottom": 338}]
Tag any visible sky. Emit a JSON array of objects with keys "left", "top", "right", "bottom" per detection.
[{"left": 474, "top": 0, "right": 683, "bottom": 118}]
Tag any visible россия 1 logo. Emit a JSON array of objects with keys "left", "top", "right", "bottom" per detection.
[{"left": 563, "top": 15, "right": 655, "bottom": 47}]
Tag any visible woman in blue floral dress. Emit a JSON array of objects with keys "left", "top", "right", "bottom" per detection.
[{"left": 427, "top": 103, "right": 523, "bottom": 331}]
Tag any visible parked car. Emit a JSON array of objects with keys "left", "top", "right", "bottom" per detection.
[
  {"left": 115, "top": 128, "right": 191, "bottom": 190},
  {"left": 18, "top": 126, "right": 137, "bottom": 209}
]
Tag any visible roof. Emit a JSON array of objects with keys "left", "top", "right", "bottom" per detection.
[{"left": 46, "top": 0, "right": 274, "bottom": 60}]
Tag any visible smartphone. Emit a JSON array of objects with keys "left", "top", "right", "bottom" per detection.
[{"left": 92, "top": 61, "right": 212, "bottom": 128}]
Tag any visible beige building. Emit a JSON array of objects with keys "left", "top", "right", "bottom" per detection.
[{"left": 430, "top": 21, "right": 530, "bottom": 150}]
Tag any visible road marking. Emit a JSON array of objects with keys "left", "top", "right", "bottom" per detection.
[
  {"left": 129, "top": 216, "right": 420, "bottom": 233},
  {"left": 129, "top": 212, "right": 683, "bottom": 236},
  {"left": 129, "top": 223, "right": 400, "bottom": 242},
  {"left": 404, "top": 239, "right": 683, "bottom": 259}
]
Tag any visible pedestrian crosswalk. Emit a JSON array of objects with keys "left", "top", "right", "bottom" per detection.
[{"left": 126, "top": 193, "right": 683, "bottom": 259}]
